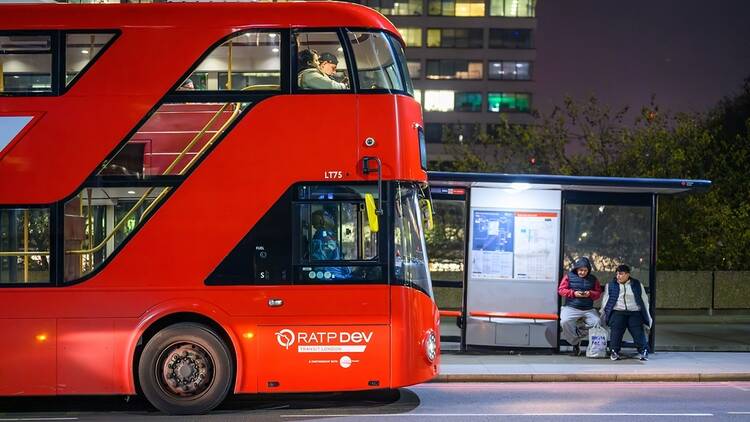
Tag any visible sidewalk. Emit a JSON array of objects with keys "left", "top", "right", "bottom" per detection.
[{"left": 435, "top": 352, "right": 750, "bottom": 382}]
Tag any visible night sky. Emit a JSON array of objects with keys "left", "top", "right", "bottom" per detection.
[{"left": 535, "top": 0, "right": 750, "bottom": 116}]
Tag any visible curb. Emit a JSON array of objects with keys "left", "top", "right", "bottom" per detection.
[{"left": 432, "top": 373, "right": 750, "bottom": 383}]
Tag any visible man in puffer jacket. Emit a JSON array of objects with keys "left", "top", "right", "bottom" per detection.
[
  {"left": 600, "top": 264, "right": 652, "bottom": 361},
  {"left": 558, "top": 257, "right": 603, "bottom": 355}
]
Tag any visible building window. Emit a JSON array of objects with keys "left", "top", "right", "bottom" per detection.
[
  {"left": 455, "top": 92, "right": 482, "bottom": 112},
  {"left": 488, "top": 61, "right": 532, "bottom": 80},
  {"left": 487, "top": 92, "right": 531, "bottom": 112},
  {"left": 413, "top": 88, "right": 422, "bottom": 104},
  {"left": 489, "top": 29, "right": 533, "bottom": 49},
  {"left": 428, "top": 0, "right": 485, "bottom": 16},
  {"left": 1, "top": 34, "right": 52, "bottom": 93},
  {"left": 490, "top": 0, "right": 536, "bottom": 17},
  {"left": 424, "top": 123, "right": 479, "bottom": 143},
  {"left": 424, "top": 90, "right": 454, "bottom": 112},
  {"left": 424, "top": 123, "right": 444, "bottom": 143},
  {"left": 364, "top": 0, "right": 422, "bottom": 16},
  {"left": 426, "top": 59, "right": 483, "bottom": 80},
  {"left": 398, "top": 27, "right": 423, "bottom": 47},
  {"left": 426, "top": 28, "right": 483, "bottom": 48},
  {"left": 407, "top": 61, "right": 422, "bottom": 79}
]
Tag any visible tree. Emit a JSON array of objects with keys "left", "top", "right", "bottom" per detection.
[{"left": 434, "top": 81, "right": 750, "bottom": 270}]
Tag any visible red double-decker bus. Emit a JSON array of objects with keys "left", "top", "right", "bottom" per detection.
[{"left": 0, "top": 2, "right": 438, "bottom": 414}]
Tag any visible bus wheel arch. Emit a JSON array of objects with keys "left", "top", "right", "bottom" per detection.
[{"left": 132, "top": 313, "right": 238, "bottom": 414}]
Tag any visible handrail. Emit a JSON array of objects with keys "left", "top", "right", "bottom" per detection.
[
  {"left": 470, "top": 311, "right": 559, "bottom": 321},
  {"left": 439, "top": 310, "right": 462, "bottom": 317},
  {"left": 65, "top": 186, "right": 158, "bottom": 255},
  {"left": 1, "top": 102, "right": 243, "bottom": 261},
  {"left": 0, "top": 250, "right": 50, "bottom": 257},
  {"left": 161, "top": 102, "right": 233, "bottom": 175},
  {"left": 67, "top": 102, "right": 240, "bottom": 256}
]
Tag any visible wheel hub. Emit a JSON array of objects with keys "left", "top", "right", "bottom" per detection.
[{"left": 159, "top": 343, "right": 214, "bottom": 397}]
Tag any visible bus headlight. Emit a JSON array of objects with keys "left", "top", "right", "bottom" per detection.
[{"left": 424, "top": 329, "right": 437, "bottom": 362}]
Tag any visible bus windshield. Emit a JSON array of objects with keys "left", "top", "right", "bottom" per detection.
[
  {"left": 348, "top": 31, "right": 409, "bottom": 94},
  {"left": 394, "top": 182, "right": 433, "bottom": 298}
]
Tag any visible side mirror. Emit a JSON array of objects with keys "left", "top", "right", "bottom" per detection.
[
  {"left": 365, "top": 193, "right": 379, "bottom": 233},
  {"left": 421, "top": 199, "right": 434, "bottom": 231}
]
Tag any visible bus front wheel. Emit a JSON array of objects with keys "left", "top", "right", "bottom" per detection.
[{"left": 138, "top": 322, "right": 233, "bottom": 414}]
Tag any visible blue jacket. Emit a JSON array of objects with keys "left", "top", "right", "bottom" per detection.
[{"left": 602, "top": 278, "right": 652, "bottom": 327}]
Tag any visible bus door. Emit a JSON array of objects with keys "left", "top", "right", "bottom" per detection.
[{"left": 257, "top": 184, "right": 390, "bottom": 393}]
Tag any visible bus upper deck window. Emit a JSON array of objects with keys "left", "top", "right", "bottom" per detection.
[
  {"left": 179, "top": 31, "right": 281, "bottom": 92},
  {"left": 347, "top": 31, "right": 407, "bottom": 93},
  {"left": 65, "top": 33, "right": 115, "bottom": 86},
  {"left": 0, "top": 35, "right": 52, "bottom": 94},
  {"left": 294, "top": 31, "right": 351, "bottom": 91}
]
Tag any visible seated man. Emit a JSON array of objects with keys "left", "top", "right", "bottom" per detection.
[
  {"left": 558, "top": 257, "right": 602, "bottom": 355},
  {"left": 601, "top": 264, "right": 652, "bottom": 361},
  {"left": 298, "top": 49, "right": 348, "bottom": 90}
]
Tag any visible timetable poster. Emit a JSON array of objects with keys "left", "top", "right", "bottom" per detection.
[
  {"left": 471, "top": 211, "right": 514, "bottom": 279},
  {"left": 513, "top": 212, "right": 559, "bottom": 281}
]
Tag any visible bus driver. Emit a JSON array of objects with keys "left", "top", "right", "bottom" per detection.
[{"left": 310, "top": 209, "right": 351, "bottom": 279}]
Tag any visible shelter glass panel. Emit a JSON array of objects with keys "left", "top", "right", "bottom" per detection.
[{"left": 563, "top": 203, "right": 652, "bottom": 286}]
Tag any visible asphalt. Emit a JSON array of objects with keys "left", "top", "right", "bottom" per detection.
[{"left": 436, "top": 351, "right": 750, "bottom": 383}]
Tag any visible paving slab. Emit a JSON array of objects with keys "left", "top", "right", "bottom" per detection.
[{"left": 435, "top": 352, "right": 750, "bottom": 382}]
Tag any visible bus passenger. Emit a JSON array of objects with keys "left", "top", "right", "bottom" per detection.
[
  {"left": 318, "top": 52, "right": 349, "bottom": 87},
  {"left": 178, "top": 78, "right": 195, "bottom": 90},
  {"left": 298, "top": 49, "right": 347, "bottom": 90}
]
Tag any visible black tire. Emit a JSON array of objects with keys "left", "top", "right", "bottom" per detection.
[{"left": 138, "top": 322, "right": 233, "bottom": 415}]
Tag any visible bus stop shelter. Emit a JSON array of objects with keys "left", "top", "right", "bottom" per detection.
[{"left": 427, "top": 171, "right": 711, "bottom": 353}]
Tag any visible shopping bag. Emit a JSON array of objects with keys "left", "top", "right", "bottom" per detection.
[{"left": 586, "top": 325, "right": 608, "bottom": 358}]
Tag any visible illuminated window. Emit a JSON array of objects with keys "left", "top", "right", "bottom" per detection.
[
  {"left": 426, "top": 28, "right": 483, "bottom": 48},
  {"left": 0, "top": 35, "right": 52, "bottom": 93},
  {"left": 63, "top": 186, "right": 171, "bottom": 282},
  {"left": 397, "top": 27, "right": 423, "bottom": 47},
  {"left": 490, "top": 0, "right": 536, "bottom": 17},
  {"left": 296, "top": 31, "right": 351, "bottom": 91},
  {"left": 488, "top": 61, "right": 532, "bottom": 80},
  {"left": 363, "top": 0, "right": 423, "bottom": 16},
  {"left": 65, "top": 33, "right": 115, "bottom": 86},
  {"left": 424, "top": 90, "right": 455, "bottom": 112},
  {"left": 429, "top": 0, "right": 485, "bottom": 16},
  {"left": 426, "top": 59, "right": 483, "bottom": 80},
  {"left": 413, "top": 89, "right": 422, "bottom": 104},
  {"left": 489, "top": 29, "right": 533, "bottom": 48},
  {"left": 455, "top": 92, "right": 482, "bottom": 112},
  {"left": 487, "top": 92, "right": 531, "bottom": 112},
  {"left": 183, "top": 31, "right": 281, "bottom": 91},
  {"left": 0, "top": 208, "right": 50, "bottom": 284}
]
